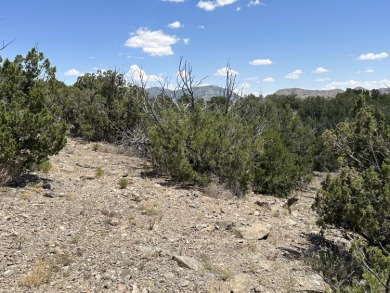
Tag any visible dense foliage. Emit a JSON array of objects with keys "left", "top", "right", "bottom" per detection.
[
  {"left": 314, "top": 96, "right": 390, "bottom": 292},
  {"left": 0, "top": 48, "right": 67, "bottom": 183}
]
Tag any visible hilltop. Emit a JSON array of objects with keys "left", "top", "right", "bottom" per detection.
[
  {"left": 0, "top": 138, "right": 326, "bottom": 293},
  {"left": 273, "top": 87, "right": 390, "bottom": 99},
  {"left": 147, "top": 85, "right": 390, "bottom": 100}
]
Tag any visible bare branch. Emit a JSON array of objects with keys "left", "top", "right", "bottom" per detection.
[
  {"left": 0, "top": 38, "right": 15, "bottom": 51},
  {"left": 354, "top": 248, "right": 389, "bottom": 290}
]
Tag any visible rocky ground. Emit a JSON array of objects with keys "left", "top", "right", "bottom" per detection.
[{"left": 0, "top": 138, "right": 327, "bottom": 293}]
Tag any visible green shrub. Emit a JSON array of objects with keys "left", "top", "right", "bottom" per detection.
[
  {"left": 314, "top": 96, "right": 390, "bottom": 292},
  {"left": 118, "top": 178, "right": 129, "bottom": 189},
  {"left": 95, "top": 167, "right": 104, "bottom": 177},
  {"left": 0, "top": 48, "right": 67, "bottom": 183},
  {"left": 38, "top": 161, "right": 52, "bottom": 174},
  {"left": 252, "top": 131, "right": 300, "bottom": 197}
]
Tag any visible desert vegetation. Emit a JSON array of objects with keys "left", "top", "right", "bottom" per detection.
[{"left": 1, "top": 48, "right": 390, "bottom": 292}]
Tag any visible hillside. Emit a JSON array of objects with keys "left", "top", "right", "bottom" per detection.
[
  {"left": 273, "top": 87, "right": 390, "bottom": 99},
  {"left": 0, "top": 138, "right": 327, "bottom": 293}
]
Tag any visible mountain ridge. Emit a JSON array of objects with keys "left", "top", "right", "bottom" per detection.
[{"left": 146, "top": 85, "right": 390, "bottom": 100}]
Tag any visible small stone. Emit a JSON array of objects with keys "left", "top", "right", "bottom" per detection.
[
  {"left": 163, "top": 272, "right": 175, "bottom": 279},
  {"left": 172, "top": 255, "right": 203, "bottom": 271},
  {"left": 3, "top": 270, "right": 13, "bottom": 277},
  {"left": 109, "top": 219, "right": 120, "bottom": 226},
  {"left": 120, "top": 269, "right": 132, "bottom": 280},
  {"left": 43, "top": 192, "right": 55, "bottom": 198},
  {"left": 237, "top": 223, "right": 270, "bottom": 240},
  {"left": 42, "top": 183, "right": 51, "bottom": 189},
  {"left": 179, "top": 280, "right": 190, "bottom": 287}
]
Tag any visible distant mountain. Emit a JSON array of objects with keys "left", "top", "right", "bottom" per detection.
[
  {"left": 146, "top": 85, "right": 225, "bottom": 101},
  {"left": 378, "top": 88, "right": 390, "bottom": 94},
  {"left": 147, "top": 86, "right": 390, "bottom": 101},
  {"left": 273, "top": 88, "right": 344, "bottom": 99},
  {"left": 272, "top": 87, "right": 390, "bottom": 99}
]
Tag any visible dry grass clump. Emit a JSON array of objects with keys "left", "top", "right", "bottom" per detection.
[
  {"left": 20, "top": 260, "right": 52, "bottom": 287},
  {"left": 20, "top": 254, "right": 72, "bottom": 288},
  {"left": 0, "top": 162, "right": 23, "bottom": 186},
  {"left": 202, "top": 180, "right": 235, "bottom": 199}
]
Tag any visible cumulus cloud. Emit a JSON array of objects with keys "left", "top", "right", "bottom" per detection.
[
  {"left": 263, "top": 77, "right": 275, "bottom": 82},
  {"left": 198, "top": 25, "right": 206, "bottom": 29},
  {"left": 64, "top": 68, "right": 83, "bottom": 76},
  {"left": 285, "top": 69, "right": 303, "bottom": 80},
  {"left": 167, "top": 21, "right": 182, "bottom": 29},
  {"left": 241, "top": 82, "right": 251, "bottom": 89},
  {"left": 124, "top": 28, "right": 179, "bottom": 56},
  {"left": 197, "top": 0, "right": 238, "bottom": 11},
  {"left": 248, "top": 0, "right": 262, "bottom": 6},
  {"left": 249, "top": 59, "right": 272, "bottom": 66},
  {"left": 126, "top": 65, "right": 161, "bottom": 84},
  {"left": 365, "top": 68, "right": 374, "bottom": 73},
  {"left": 183, "top": 38, "right": 190, "bottom": 45},
  {"left": 214, "top": 67, "right": 239, "bottom": 76},
  {"left": 312, "top": 67, "right": 328, "bottom": 74},
  {"left": 357, "top": 52, "right": 388, "bottom": 61},
  {"left": 324, "top": 79, "right": 390, "bottom": 90}
]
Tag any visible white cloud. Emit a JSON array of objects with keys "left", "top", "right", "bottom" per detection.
[
  {"left": 167, "top": 21, "right": 182, "bottom": 29},
  {"left": 183, "top": 38, "right": 190, "bottom": 45},
  {"left": 248, "top": 0, "right": 262, "bottom": 6},
  {"left": 312, "top": 67, "right": 328, "bottom": 74},
  {"left": 365, "top": 68, "right": 374, "bottom": 73},
  {"left": 236, "top": 6, "right": 241, "bottom": 11},
  {"left": 245, "top": 76, "right": 258, "bottom": 81},
  {"left": 197, "top": 1, "right": 217, "bottom": 11},
  {"left": 316, "top": 77, "right": 330, "bottom": 82},
  {"left": 126, "top": 65, "right": 161, "bottom": 84},
  {"left": 124, "top": 28, "right": 179, "bottom": 56},
  {"left": 324, "top": 79, "right": 390, "bottom": 90},
  {"left": 64, "top": 68, "right": 83, "bottom": 76},
  {"left": 241, "top": 82, "right": 251, "bottom": 89},
  {"left": 214, "top": 67, "right": 239, "bottom": 76},
  {"left": 357, "top": 52, "right": 388, "bottom": 61},
  {"left": 263, "top": 77, "right": 275, "bottom": 82},
  {"left": 197, "top": 0, "right": 238, "bottom": 11},
  {"left": 198, "top": 25, "right": 206, "bottom": 29},
  {"left": 249, "top": 59, "right": 272, "bottom": 66},
  {"left": 285, "top": 69, "right": 303, "bottom": 80},
  {"left": 161, "top": 0, "right": 185, "bottom": 2}
]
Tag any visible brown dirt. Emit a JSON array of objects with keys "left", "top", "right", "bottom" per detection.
[{"left": 0, "top": 138, "right": 326, "bottom": 293}]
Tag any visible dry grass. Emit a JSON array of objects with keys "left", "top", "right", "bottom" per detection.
[
  {"left": 202, "top": 181, "right": 234, "bottom": 199},
  {"left": 203, "top": 258, "right": 234, "bottom": 281},
  {"left": 20, "top": 254, "right": 73, "bottom": 288},
  {"left": 205, "top": 280, "right": 233, "bottom": 293},
  {"left": 140, "top": 201, "right": 161, "bottom": 217},
  {"left": 0, "top": 162, "right": 23, "bottom": 186},
  {"left": 20, "top": 190, "right": 34, "bottom": 201},
  {"left": 20, "top": 260, "right": 53, "bottom": 287}
]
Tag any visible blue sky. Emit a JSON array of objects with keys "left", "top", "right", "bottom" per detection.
[{"left": 1, "top": 0, "right": 390, "bottom": 95}]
